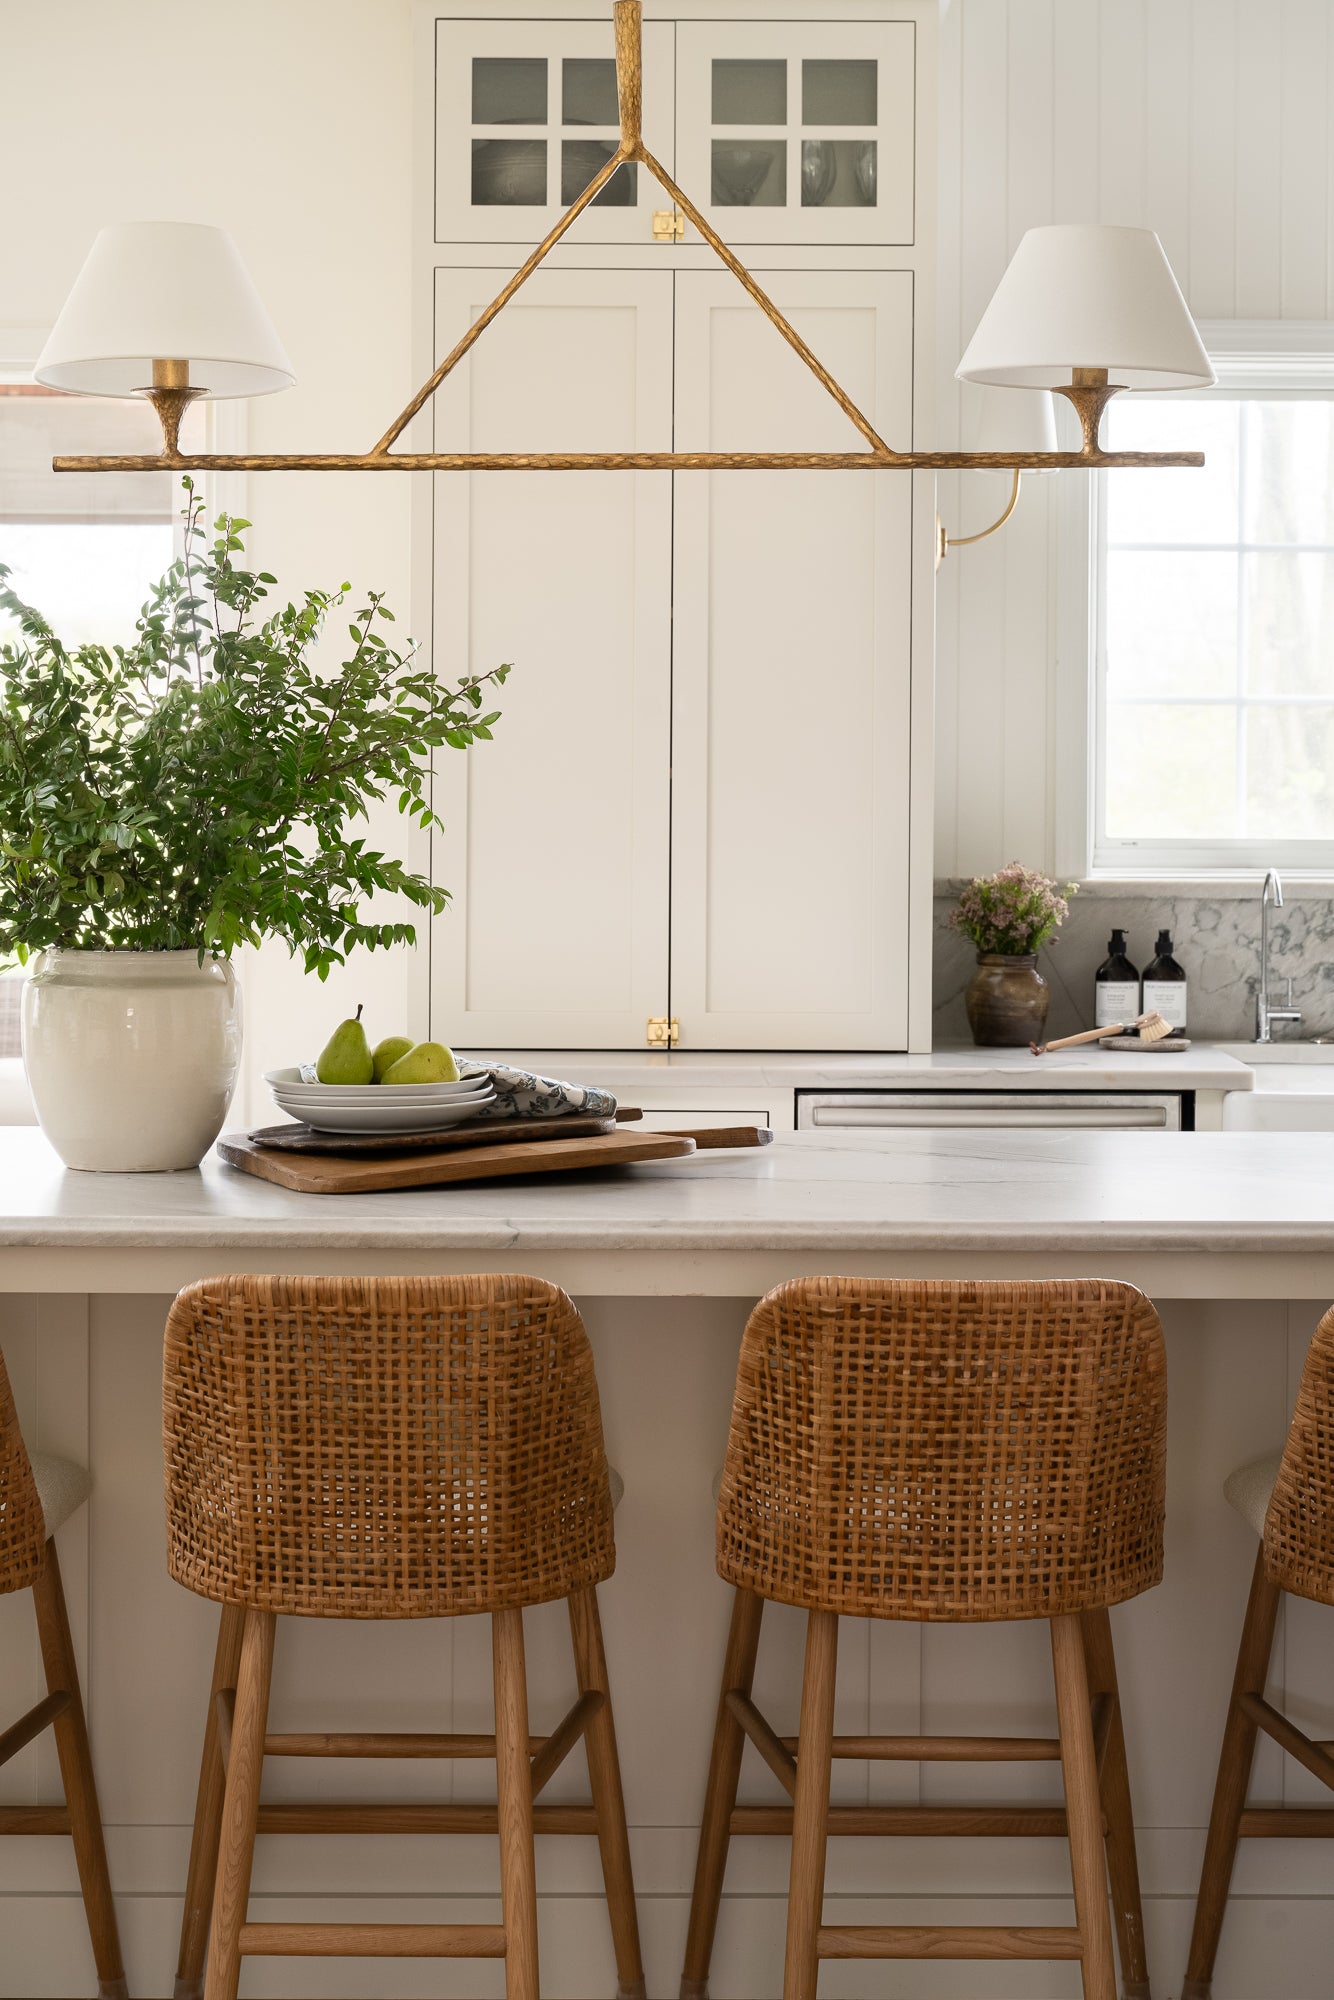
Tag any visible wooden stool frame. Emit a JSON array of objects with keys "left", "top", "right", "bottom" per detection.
[
  {"left": 162, "top": 1272, "right": 644, "bottom": 2000},
  {"left": 0, "top": 1337, "right": 126, "bottom": 2000},
  {"left": 1185, "top": 1300, "right": 1334, "bottom": 1998},
  {"left": 681, "top": 1276, "right": 1168, "bottom": 2000}
]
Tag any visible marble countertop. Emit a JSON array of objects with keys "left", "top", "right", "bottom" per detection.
[
  {"left": 464, "top": 1045, "right": 1256, "bottom": 1093},
  {"left": 0, "top": 1125, "right": 1328, "bottom": 1257}
]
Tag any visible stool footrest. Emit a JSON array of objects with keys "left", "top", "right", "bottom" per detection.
[
  {"left": 0, "top": 1803, "right": 71, "bottom": 1835},
  {"left": 1238, "top": 1806, "right": 1334, "bottom": 1836},
  {"left": 256, "top": 1799, "right": 599, "bottom": 1835},
  {"left": 731, "top": 1803, "right": 1073, "bottom": 1837},
  {"left": 777, "top": 1731, "right": 1064, "bottom": 1763},
  {"left": 238, "top": 1920, "right": 505, "bottom": 1958},
  {"left": 817, "top": 1923, "right": 1082, "bottom": 1961}
]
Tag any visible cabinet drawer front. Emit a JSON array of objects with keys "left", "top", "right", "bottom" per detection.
[{"left": 675, "top": 20, "right": 916, "bottom": 247}]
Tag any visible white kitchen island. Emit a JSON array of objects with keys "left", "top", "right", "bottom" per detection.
[{"left": 1, "top": 1125, "right": 1330, "bottom": 2000}]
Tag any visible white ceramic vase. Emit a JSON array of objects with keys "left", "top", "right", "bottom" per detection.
[{"left": 22, "top": 950, "right": 243, "bottom": 1171}]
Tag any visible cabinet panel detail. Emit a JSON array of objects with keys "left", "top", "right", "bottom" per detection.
[
  {"left": 430, "top": 269, "right": 673, "bottom": 1048},
  {"left": 670, "top": 271, "right": 915, "bottom": 1049},
  {"left": 677, "top": 21, "right": 914, "bottom": 245}
]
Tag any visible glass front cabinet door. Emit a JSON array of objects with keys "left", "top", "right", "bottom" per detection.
[
  {"left": 435, "top": 19, "right": 675, "bottom": 242},
  {"left": 675, "top": 20, "right": 916, "bottom": 245}
]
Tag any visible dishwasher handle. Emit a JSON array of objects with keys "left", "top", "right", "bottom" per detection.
[{"left": 804, "top": 1096, "right": 1175, "bottom": 1131}]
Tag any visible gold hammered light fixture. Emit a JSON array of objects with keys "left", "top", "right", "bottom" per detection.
[{"left": 38, "top": 0, "right": 1213, "bottom": 480}]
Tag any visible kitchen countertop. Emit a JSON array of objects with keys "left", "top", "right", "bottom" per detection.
[
  {"left": 0, "top": 1124, "right": 1329, "bottom": 1298},
  {"left": 464, "top": 1044, "right": 1257, "bottom": 1091}
]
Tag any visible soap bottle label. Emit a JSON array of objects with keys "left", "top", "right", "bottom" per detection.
[
  {"left": 1142, "top": 980, "right": 1187, "bottom": 1030},
  {"left": 1095, "top": 981, "right": 1140, "bottom": 1027}
]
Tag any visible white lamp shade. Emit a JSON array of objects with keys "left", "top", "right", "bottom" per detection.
[
  {"left": 35, "top": 221, "right": 294, "bottom": 398},
  {"left": 957, "top": 224, "right": 1215, "bottom": 392},
  {"left": 972, "top": 384, "right": 1059, "bottom": 457}
]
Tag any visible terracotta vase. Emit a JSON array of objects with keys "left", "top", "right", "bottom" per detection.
[{"left": 965, "top": 952, "right": 1049, "bottom": 1048}]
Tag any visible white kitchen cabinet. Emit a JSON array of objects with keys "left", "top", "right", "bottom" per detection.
[
  {"left": 674, "top": 19, "right": 916, "bottom": 246},
  {"left": 421, "top": 5, "right": 934, "bottom": 1053},
  {"left": 434, "top": 18, "right": 675, "bottom": 244},
  {"left": 670, "top": 269, "right": 914, "bottom": 1049},
  {"left": 429, "top": 267, "right": 673, "bottom": 1048}
]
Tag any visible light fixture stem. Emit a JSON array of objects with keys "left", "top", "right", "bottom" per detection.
[
  {"left": 614, "top": 0, "right": 644, "bottom": 155},
  {"left": 142, "top": 358, "right": 205, "bottom": 459},
  {"left": 1055, "top": 366, "right": 1123, "bottom": 456}
]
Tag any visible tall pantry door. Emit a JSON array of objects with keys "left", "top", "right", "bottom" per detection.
[
  {"left": 670, "top": 269, "right": 916, "bottom": 1049},
  {"left": 430, "top": 267, "right": 673, "bottom": 1048}
]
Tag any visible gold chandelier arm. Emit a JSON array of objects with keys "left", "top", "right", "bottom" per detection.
[
  {"left": 614, "top": 0, "right": 642, "bottom": 152},
  {"left": 638, "top": 148, "right": 897, "bottom": 459},
  {"left": 372, "top": 146, "right": 627, "bottom": 455},
  {"left": 941, "top": 468, "right": 1022, "bottom": 555}
]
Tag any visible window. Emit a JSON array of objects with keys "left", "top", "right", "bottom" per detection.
[{"left": 1094, "top": 358, "right": 1334, "bottom": 871}]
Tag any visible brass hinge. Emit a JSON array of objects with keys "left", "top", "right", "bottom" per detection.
[
  {"left": 652, "top": 206, "right": 686, "bottom": 241},
  {"left": 646, "top": 1015, "right": 679, "bottom": 1047}
]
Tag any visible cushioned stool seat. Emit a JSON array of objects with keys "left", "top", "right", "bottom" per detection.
[
  {"left": 1222, "top": 1451, "right": 1282, "bottom": 1539},
  {"left": 30, "top": 1453, "right": 92, "bottom": 1539}
]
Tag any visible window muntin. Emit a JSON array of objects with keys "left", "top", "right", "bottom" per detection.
[{"left": 1096, "top": 381, "right": 1334, "bottom": 868}]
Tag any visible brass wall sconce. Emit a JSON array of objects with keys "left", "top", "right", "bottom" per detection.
[
  {"left": 36, "top": 2, "right": 1213, "bottom": 480},
  {"left": 935, "top": 386, "right": 1059, "bottom": 569}
]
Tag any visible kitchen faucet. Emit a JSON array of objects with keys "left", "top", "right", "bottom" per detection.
[{"left": 1256, "top": 869, "right": 1303, "bottom": 1042}]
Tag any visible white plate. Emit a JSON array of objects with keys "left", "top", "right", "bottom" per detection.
[
  {"left": 265, "top": 1066, "right": 490, "bottom": 1102},
  {"left": 276, "top": 1091, "right": 497, "bottom": 1136}
]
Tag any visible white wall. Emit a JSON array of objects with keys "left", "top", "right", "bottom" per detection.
[
  {"left": 936, "top": 0, "right": 1334, "bottom": 879},
  {"left": 0, "top": 0, "right": 424, "bottom": 1120}
]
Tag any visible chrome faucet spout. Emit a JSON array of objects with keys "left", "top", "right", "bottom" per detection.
[{"left": 1256, "top": 868, "right": 1300, "bottom": 1042}]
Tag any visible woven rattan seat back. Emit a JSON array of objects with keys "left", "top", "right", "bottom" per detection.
[
  {"left": 716, "top": 1276, "right": 1167, "bottom": 1622},
  {"left": 1264, "top": 1299, "right": 1334, "bottom": 1606},
  {"left": 163, "top": 1274, "right": 616, "bottom": 1619},
  {"left": 0, "top": 1343, "right": 45, "bottom": 1597}
]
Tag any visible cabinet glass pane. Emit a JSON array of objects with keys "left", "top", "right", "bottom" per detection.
[
  {"left": 472, "top": 139, "right": 546, "bottom": 206},
  {"left": 712, "top": 59, "right": 786, "bottom": 125},
  {"left": 801, "top": 139, "right": 877, "bottom": 208},
  {"left": 712, "top": 140, "right": 786, "bottom": 207},
  {"left": 471, "top": 57, "right": 546, "bottom": 125},
  {"left": 562, "top": 141, "right": 637, "bottom": 207},
  {"left": 802, "top": 58, "right": 877, "bottom": 126},
  {"left": 562, "top": 57, "right": 618, "bottom": 126}
]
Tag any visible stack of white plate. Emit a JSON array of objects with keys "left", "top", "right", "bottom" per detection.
[{"left": 264, "top": 1067, "right": 496, "bottom": 1136}]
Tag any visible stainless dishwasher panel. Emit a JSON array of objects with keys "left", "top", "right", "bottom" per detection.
[{"left": 797, "top": 1091, "right": 1183, "bottom": 1131}]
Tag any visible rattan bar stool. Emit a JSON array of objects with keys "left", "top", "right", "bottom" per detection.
[
  {"left": 163, "top": 1274, "right": 644, "bottom": 2000},
  {"left": 1183, "top": 1300, "right": 1334, "bottom": 1999},
  {"left": 680, "top": 1276, "right": 1168, "bottom": 2000},
  {"left": 0, "top": 1344, "right": 127, "bottom": 1998}
]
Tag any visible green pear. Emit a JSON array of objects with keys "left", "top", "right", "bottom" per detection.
[
  {"left": 315, "top": 1003, "right": 375, "bottom": 1085},
  {"left": 371, "top": 1035, "right": 415, "bottom": 1083},
  {"left": 381, "top": 1040, "right": 460, "bottom": 1085}
]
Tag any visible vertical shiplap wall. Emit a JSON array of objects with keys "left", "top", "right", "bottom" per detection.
[{"left": 936, "top": 0, "right": 1334, "bottom": 876}]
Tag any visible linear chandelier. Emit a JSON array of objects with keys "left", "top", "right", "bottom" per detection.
[{"left": 39, "top": 1, "right": 1210, "bottom": 477}]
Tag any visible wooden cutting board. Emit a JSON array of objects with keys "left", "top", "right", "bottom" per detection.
[
  {"left": 218, "top": 1122, "right": 771, "bottom": 1194},
  {"left": 246, "top": 1109, "right": 631, "bottom": 1157}
]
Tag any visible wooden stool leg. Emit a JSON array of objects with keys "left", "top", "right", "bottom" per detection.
[
  {"left": 568, "top": 1584, "right": 646, "bottom": 1999},
  {"left": 31, "top": 1542, "right": 128, "bottom": 2000},
  {"left": 174, "top": 1602, "right": 246, "bottom": 2000},
  {"left": 1080, "top": 1608, "right": 1151, "bottom": 2000},
  {"left": 782, "top": 1608, "right": 837, "bottom": 2000},
  {"left": 1183, "top": 1548, "right": 1282, "bottom": 2000},
  {"left": 1053, "top": 1612, "right": 1116, "bottom": 2000},
  {"left": 680, "top": 1586, "right": 765, "bottom": 2000},
  {"left": 204, "top": 1607, "right": 275, "bottom": 2000},
  {"left": 494, "top": 1606, "right": 540, "bottom": 2000}
]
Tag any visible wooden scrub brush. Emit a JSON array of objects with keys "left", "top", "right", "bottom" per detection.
[{"left": 1029, "top": 1011, "right": 1172, "bottom": 1058}]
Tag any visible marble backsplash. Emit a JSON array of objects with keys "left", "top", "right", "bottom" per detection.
[{"left": 933, "top": 881, "right": 1334, "bottom": 1044}]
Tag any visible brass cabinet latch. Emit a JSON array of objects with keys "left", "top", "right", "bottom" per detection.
[
  {"left": 646, "top": 1015, "right": 679, "bottom": 1046},
  {"left": 652, "top": 206, "right": 685, "bottom": 241}
]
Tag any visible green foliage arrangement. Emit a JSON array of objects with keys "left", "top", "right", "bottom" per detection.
[
  {"left": 950, "top": 861, "right": 1077, "bottom": 957},
  {"left": 0, "top": 484, "right": 509, "bottom": 977}
]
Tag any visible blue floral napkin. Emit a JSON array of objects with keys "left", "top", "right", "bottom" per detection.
[{"left": 460, "top": 1059, "right": 617, "bottom": 1121}]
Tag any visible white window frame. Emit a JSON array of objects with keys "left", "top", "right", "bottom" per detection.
[{"left": 1063, "top": 322, "right": 1334, "bottom": 880}]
